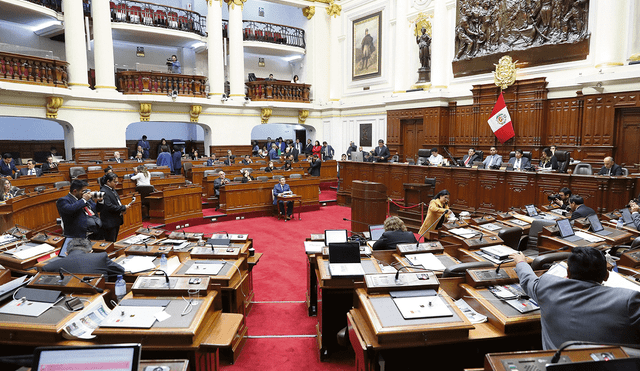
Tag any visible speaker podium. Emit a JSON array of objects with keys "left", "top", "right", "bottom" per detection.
[{"left": 350, "top": 180, "right": 387, "bottom": 233}]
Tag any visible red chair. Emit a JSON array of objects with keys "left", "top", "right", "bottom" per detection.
[
  {"left": 128, "top": 6, "right": 142, "bottom": 23},
  {"left": 154, "top": 9, "right": 166, "bottom": 26},
  {"left": 167, "top": 12, "right": 178, "bottom": 29}
]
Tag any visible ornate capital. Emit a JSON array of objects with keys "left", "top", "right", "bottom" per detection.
[
  {"left": 207, "top": 0, "right": 223, "bottom": 6},
  {"left": 224, "top": 0, "right": 246, "bottom": 10},
  {"left": 493, "top": 56, "right": 518, "bottom": 90},
  {"left": 190, "top": 105, "right": 202, "bottom": 122},
  {"left": 261, "top": 108, "right": 272, "bottom": 124},
  {"left": 303, "top": 6, "right": 316, "bottom": 20},
  {"left": 46, "top": 96, "right": 63, "bottom": 119},
  {"left": 139, "top": 103, "right": 152, "bottom": 122},
  {"left": 413, "top": 12, "right": 433, "bottom": 37},
  {"left": 298, "top": 110, "right": 309, "bottom": 124},
  {"left": 326, "top": 1, "right": 341, "bottom": 18}
]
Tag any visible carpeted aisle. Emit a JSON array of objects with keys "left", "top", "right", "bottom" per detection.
[{"left": 184, "top": 204, "right": 355, "bottom": 370}]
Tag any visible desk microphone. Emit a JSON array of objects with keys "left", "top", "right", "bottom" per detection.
[
  {"left": 343, "top": 218, "right": 373, "bottom": 227},
  {"left": 143, "top": 241, "right": 149, "bottom": 250},
  {"left": 149, "top": 268, "right": 170, "bottom": 285},
  {"left": 181, "top": 229, "right": 187, "bottom": 238},
  {"left": 214, "top": 230, "right": 229, "bottom": 237},
  {"left": 395, "top": 265, "right": 432, "bottom": 281},
  {"left": 58, "top": 268, "right": 104, "bottom": 293}
]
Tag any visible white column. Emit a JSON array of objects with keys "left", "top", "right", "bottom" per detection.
[
  {"left": 393, "top": 0, "right": 409, "bottom": 92},
  {"left": 64, "top": 0, "right": 89, "bottom": 89},
  {"left": 628, "top": 0, "right": 640, "bottom": 63},
  {"left": 594, "top": 0, "right": 628, "bottom": 68},
  {"left": 306, "top": 9, "right": 330, "bottom": 105},
  {"left": 329, "top": 14, "right": 342, "bottom": 101},
  {"left": 207, "top": 1, "right": 225, "bottom": 96},
  {"left": 431, "top": 0, "right": 448, "bottom": 89},
  {"left": 227, "top": 1, "right": 245, "bottom": 98},
  {"left": 91, "top": 0, "right": 116, "bottom": 92}
]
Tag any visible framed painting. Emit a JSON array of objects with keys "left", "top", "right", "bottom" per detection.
[
  {"left": 360, "top": 123, "right": 372, "bottom": 147},
  {"left": 352, "top": 11, "right": 382, "bottom": 80}
]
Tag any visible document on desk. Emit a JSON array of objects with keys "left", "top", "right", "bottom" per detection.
[
  {"left": 121, "top": 234, "right": 151, "bottom": 245},
  {"left": 393, "top": 295, "right": 453, "bottom": 319},
  {"left": 405, "top": 253, "right": 446, "bottom": 271},
  {"left": 6, "top": 243, "right": 54, "bottom": 260},
  {"left": 448, "top": 228, "right": 480, "bottom": 239},
  {"left": 119, "top": 256, "right": 156, "bottom": 273},
  {"left": 573, "top": 231, "right": 605, "bottom": 243},
  {"left": 185, "top": 261, "right": 225, "bottom": 275},
  {"left": 230, "top": 234, "right": 249, "bottom": 241},
  {"left": 62, "top": 297, "right": 111, "bottom": 340},
  {"left": 160, "top": 239, "right": 190, "bottom": 250},
  {"left": 454, "top": 299, "right": 487, "bottom": 324},
  {"left": 604, "top": 271, "right": 640, "bottom": 292},
  {"left": 0, "top": 297, "right": 59, "bottom": 317},
  {"left": 509, "top": 219, "right": 529, "bottom": 226},
  {"left": 100, "top": 305, "right": 163, "bottom": 328},
  {"left": 304, "top": 241, "right": 325, "bottom": 254},
  {"left": 0, "top": 234, "right": 18, "bottom": 246},
  {"left": 480, "top": 223, "right": 503, "bottom": 232}
]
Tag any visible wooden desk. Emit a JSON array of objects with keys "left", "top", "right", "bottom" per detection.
[
  {"left": 484, "top": 346, "right": 631, "bottom": 371},
  {"left": 12, "top": 174, "right": 65, "bottom": 193},
  {"left": 147, "top": 185, "right": 203, "bottom": 224},
  {"left": 0, "top": 188, "right": 67, "bottom": 234},
  {"left": 277, "top": 194, "right": 302, "bottom": 220}
]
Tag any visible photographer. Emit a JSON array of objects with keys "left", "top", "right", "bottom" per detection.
[
  {"left": 56, "top": 180, "right": 104, "bottom": 256},
  {"left": 167, "top": 54, "right": 181, "bottom": 74},
  {"left": 100, "top": 173, "right": 130, "bottom": 242},
  {"left": 550, "top": 187, "right": 572, "bottom": 211}
]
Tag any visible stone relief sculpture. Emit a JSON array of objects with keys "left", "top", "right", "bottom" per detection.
[{"left": 454, "top": 0, "right": 590, "bottom": 61}]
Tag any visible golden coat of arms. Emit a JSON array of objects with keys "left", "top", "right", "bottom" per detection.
[{"left": 493, "top": 56, "right": 517, "bottom": 90}]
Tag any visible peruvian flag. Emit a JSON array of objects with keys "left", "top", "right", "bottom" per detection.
[{"left": 487, "top": 92, "right": 515, "bottom": 143}]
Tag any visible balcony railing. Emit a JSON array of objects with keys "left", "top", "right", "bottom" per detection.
[
  {"left": 24, "top": 0, "right": 62, "bottom": 12},
  {"left": 0, "top": 51, "right": 69, "bottom": 88},
  {"left": 245, "top": 80, "right": 310, "bottom": 103},
  {"left": 110, "top": 0, "right": 206, "bottom": 36},
  {"left": 116, "top": 70, "right": 207, "bottom": 97},
  {"left": 220, "top": 20, "right": 305, "bottom": 49}
]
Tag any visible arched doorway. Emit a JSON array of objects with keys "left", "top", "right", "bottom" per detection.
[
  {"left": 125, "top": 121, "right": 207, "bottom": 159},
  {"left": 0, "top": 116, "right": 71, "bottom": 162}
]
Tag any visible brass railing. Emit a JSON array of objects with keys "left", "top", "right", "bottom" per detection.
[
  {"left": 116, "top": 70, "right": 207, "bottom": 97},
  {"left": 0, "top": 52, "right": 69, "bottom": 88},
  {"left": 110, "top": 0, "right": 206, "bottom": 36},
  {"left": 245, "top": 80, "right": 310, "bottom": 103}
]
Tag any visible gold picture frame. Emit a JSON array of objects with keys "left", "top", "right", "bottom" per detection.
[{"left": 352, "top": 11, "right": 382, "bottom": 80}]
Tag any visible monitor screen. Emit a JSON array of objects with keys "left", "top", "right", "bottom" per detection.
[
  {"left": 328, "top": 242, "right": 361, "bottom": 264},
  {"left": 525, "top": 204, "right": 538, "bottom": 217},
  {"left": 33, "top": 344, "right": 141, "bottom": 371},
  {"left": 620, "top": 208, "right": 633, "bottom": 224},
  {"left": 351, "top": 152, "right": 363, "bottom": 162},
  {"left": 324, "top": 230, "right": 348, "bottom": 246},
  {"left": 369, "top": 224, "right": 385, "bottom": 241},
  {"left": 587, "top": 213, "right": 604, "bottom": 232},
  {"left": 556, "top": 219, "right": 575, "bottom": 238}
]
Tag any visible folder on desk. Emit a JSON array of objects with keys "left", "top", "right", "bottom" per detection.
[
  {"left": 328, "top": 242, "right": 365, "bottom": 277},
  {"left": 392, "top": 294, "right": 453, "bottom": 320},
  {"left": 0, "top": 287, "right": 64, "bottom": 317},
  {"left": 6, "top": 243, "right": 54, "bottom": 260},
  {"left": 100, "top": 305, "right": 163, "bottom": 328},
  {"left": 185, "top": 261, "right": 225, "bottom": 275}
]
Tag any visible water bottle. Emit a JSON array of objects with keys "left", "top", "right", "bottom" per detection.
[
  {"left": 115, "top": 275, "right": 126, "bottom": 302},
  {"left": 616, "top": 218, "right": 623, "bottom": 230},
  {"left": 160, "top": 254, "right": 168, "bottom": 271}
]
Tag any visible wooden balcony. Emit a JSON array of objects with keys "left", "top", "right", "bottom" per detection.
[
  {"left": 116, "top": 71, "right": 207, "bottom": 97},
  {"left": 0, "top": 52, "right": 69, "bottom": 88},
  {"left": 245, "top": 80, "right": 310, "bottom": 103}
]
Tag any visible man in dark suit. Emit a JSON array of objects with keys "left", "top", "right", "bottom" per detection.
[
  {"left": 461, "top": 148, "right": 481, "bottom": 167},
  {"left": 57, "top": 180, "right": 103, "bottom": 256},
  {"left": 372, "top": 139, "right": 390, "bottom": 162},
  {"left": 507, "top": 149, "right": 531, "bottom": 170},
  {"left": 137, "top": 135, "right": 150, "bottom": 159},
  {"left": 552, "top": 187, "right": 572, "bottom": 211},
  {"left": 18, "top": 160, "right": 42, "bottom": 177},
  {"left": 223, "top": 150, "right": 235, "bottom": 166},
  {"left": 346, "top": 141, "right": 357, "bottom": 160},
  {"left": 321, "top": 141, "right": 334, "bottom": 161},
  {"left": 304, "top": 139, "right": 313, "bottom": 155},
  {"left": 109, "top": 151, "right": 124, "bottom": 163},
  {"left": 289, "top": 144, "right": 299, "bottom": 162},
  {"left": 43, "top": 238, "right": 124, "bottom": 281},
  {"left": 630, "top": 201, "right": 640, "bottom": 231},
  {"left": 511, "top": 247, "right": 640, "bottom": 350},
  {"left": 1, "top": 153, "right": 18, "bottom": 178},
  {"left": 41, "top": 156, "right": 59, "bottom": 173},
  {"left": 569, "top": 195, "right": 596, "bottom": 220},
  {"left": 100, "top": 173, "right": 130, "bottom": 242},
  {"left": 294, "top": 139, "right": 304, "bottom": 154},
  {"left": 597, "top": 156, "right": 623, "bottom": 176},
  {"left": 213, "top": 171, "right": 230, "bottom": 196},
  {"left": 372, "top": 216, "right": 417, "bottom": 250},
  {"left": 308, "top": 155, "right": 321, "bottom": 176}
]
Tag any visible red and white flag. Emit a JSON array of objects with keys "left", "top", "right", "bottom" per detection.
[{"left": 487, "top": 92, "right": 515, "bottom": 143}]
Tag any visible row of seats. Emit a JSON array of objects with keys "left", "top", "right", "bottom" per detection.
[
  {"left": 574, "top": 163, "right": 630, "bottom": 176},
  {"left": 203, "top": 171, "right": 302, "bottom": 181}
]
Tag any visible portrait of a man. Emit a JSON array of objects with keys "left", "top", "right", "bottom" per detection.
[{"left": 353, "top": 12, "right": 382, "bottom": 80}]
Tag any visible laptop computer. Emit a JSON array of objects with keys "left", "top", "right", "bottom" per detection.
[
  {"left": 556, "top": 219, "right": 582, "bottom": 242},
  {"left": 525, "top": 204, "right": 542, "bottom": 218},
  {"left": 32, "top": 344, "right": 141, "bottom": 371},
  {"left": 328, "top": 242, "right": 365, "bottom": 277},
  {"left": 369, "top": 224, "right": 385, "bottom": 241},
  {"left": 324, "top": 229, "right": 348, "bottom": 246},
  {"left": 351, "top": 152, "right": 363, "bottom": 162},
  {"left": 587, "top": 214, "right": 613, "bottom": 236},
  {"left": 620, "top": 208, "right": 634, "bottom": 225}
]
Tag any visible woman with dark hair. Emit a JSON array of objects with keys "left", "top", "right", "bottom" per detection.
[
  {"left": 291, "top": 75, "right": 300, "bottom": 83},
  {"left": 312, "top": 140, "right": 322, "bottom": 159},
  {"left": 156, "top": 138, "right": 170, "bottom": 156},
  {"left": 418, "top": 189, "right": 452, "bottom": 235},
  {"left": 539, "top": 147, "right": 558, "bottom": 170},
  {"left": 264, "top": 161, "right": 277, "bottom": 172},
  {"left": 241, "top": 169, "right": 255, "bottom": 183},
  {"left": 0, "top": 178, "right": 15, "bottom": 202},
  {"left": 281, "top": 160, "right": 293, "bottom": 171}
]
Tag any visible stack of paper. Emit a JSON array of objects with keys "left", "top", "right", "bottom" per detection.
[
  {"left": 574, "top": 231, "right": 605, "bottom": 243},
  {"left": 7, "top": 243, "right": 54, "bottom": 260},
  {"left": 454, "top": 299, "right": 487, "bottom": 324},
  {"left": 405, "top": 253, "right": 446, "bottom": 271},
  {"left": 448, "top": 228, "right": 480, "bottom": 239},
  {"left": 119, "top": 256, "right": 156, "bottom": 273}
]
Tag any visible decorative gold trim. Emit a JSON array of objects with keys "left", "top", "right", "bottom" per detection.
[
  {"left": 94, "top": 85, "right": 117, "bottom": 89},
  {"left": 413, "top": 13, "right": 433, "bottom": 37},
  {"left": 208, "top": 92, "right": 223, "bottom": 96},
  {"left": 46, "top": 96, "right": 64, "bottom": 119},
  {"left": 139, "top": 103, "right": 152, "bottom": 122},
  {"left": 190, "top": 105, "right": 202, "bottom": 122},
  {"left": 229, "top": 94, "right": 246, "bottom": 97},
  {"left": 303, "top": 6, "right": 316, "bottom": 20},
  {"left": 326, "top": 0, "right": 341, "bottom": 18},
  {"left": 630, "top": 54, "right": 640, "bottom": 62},
  {"left": 67, "top": 83, "right": 90, "bottom": 87},
  {"left": 311, "top": 0, "right": 333, "bottom": 3},
  {"left": 207, "top": 0, "right": 223, "bottom": 6},
  {"left": 433, "top": 85, "right": 448, "bottom": 89},
  {"left": 261, "top": 108, "right": 273, "bottom": 124},
  {"left": 224, "top": 0, "right": 246, "bottom": 10},
  {"left": 329, "top": 98, "right": 340, "bottom": 101},
  {"left": 392, "top": 90, "right": 406, "bottom": 94},
  {"left": 594, "top": 62, "right": 624, "bottom": 68},
  {"left": 493, "top": 55, "right": 517, "bottom": 90},
  {"left": 298, "top": 110, "right": 309, "bottom": 124},
  {"left": 410, "top": 84, "right": 431, "bottom": 90}
]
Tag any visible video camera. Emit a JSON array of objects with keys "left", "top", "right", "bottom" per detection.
[{"left": 83, "top": 190, "right": 105, "bottom": 198}]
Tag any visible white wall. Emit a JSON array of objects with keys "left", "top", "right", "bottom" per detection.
[
  {"left": 0, "top": 21, "right": 65, "bottom": 59},
  {"left": 126, "top": 122, "right": 205, "bottom": 141},
  {"left": 0, "top": 117, "right": 65, "bottom": 140}
]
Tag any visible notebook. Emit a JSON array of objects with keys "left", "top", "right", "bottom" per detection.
[
  {"left": 556, "top": 219, "right": 582, "bottom": 242},
  {"left": 32, "top": 344, "right": 141, "bottom": 371},
  {"left": 328, "top": 242, "right": 364, "bottom": 277},
  {"left": 587, "top": 214, "right": 612, "bottom": 236}
]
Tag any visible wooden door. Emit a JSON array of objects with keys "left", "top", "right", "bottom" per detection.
[
  {"left": 401, "top": 119, "right": 423, "bottom": 162},
  {"left": 617, "top": 109, "right": 640, "bottom": 169}
]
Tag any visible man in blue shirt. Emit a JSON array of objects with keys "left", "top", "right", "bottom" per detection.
[
  {"left": 269, "top": 144, "right": 280, "bottom": 160},
  {"left": 169, "top": 55, "right": 181, "bottom": 74},
  {"left": 156, "top": 145, "right": 173, "bottom": 172}
]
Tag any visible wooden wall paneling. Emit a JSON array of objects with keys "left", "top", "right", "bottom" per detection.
[
  {"left": 599, "top": 177, "right": 635, "bottom": 214},
  {"left": 452, "top": 105, "right": 476, "bottom": 155},
  {"left": 422, "top": 107, "right": 442, "bottom": 148},
  {"left": 546, "top": 98, "right": 581, "bottom": 147},
  {"left": 429, "top": 167, "right": 450, "bottom": 195},
  {"left": 406, "top": 166, "right": 427, "bottom": 185},
  {"left": 581, "top": 95, "right": 615, "bottom": 154},
  {"left": 504, "top": 172, "right": 533, "bottom": 209},
  {"left": 568, "top": 174, "right": 602, "bottom": 212},
  {"left": 388, "top": 165, "right": 408, "bottom": 200},
  {"left": 118, "top": 194, "right": 142, "bottom": 240},
  {"left": 72, "top": 148, "right": 129, "bottom": 163},
  {"left": 449, "top": 168, "right": 476, "bottom": 211},
  {"left": 209, "top": 145, "right": 253, "bottom": 157},
  {"left": 535, "top": 173, "right": 570, "bottom": 207},
  {"left": 616, "top": 108, "right": 640, "bottom": 169},
  {"left": 371, "top": 163, "right": 390, "bottom": 188},
  {"left": 0, "top": 140, "right": 65, "bottom": 162},
  {"left": 476, "top": 170, "right": 503, "bottom": 213}
]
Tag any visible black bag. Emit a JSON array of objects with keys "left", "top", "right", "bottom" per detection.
[{"left": 86, "top": 215, "right": 103, "bottom": 233}]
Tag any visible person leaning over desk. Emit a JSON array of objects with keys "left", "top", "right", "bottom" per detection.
[
  {"left": 372, "top": 216, "right": 417, "bottom": 250},
  {"left": 43, "top": 238, "right": 124, "bottom": 281},
  {"left": 629, "top": 201, "right": 640, "bottom": 231},
  {"left": 510, "top": 247, "right": 640, "bottom": 350},
  {"left": 418, "top": 189, "right": 453, "bottom": 236}
]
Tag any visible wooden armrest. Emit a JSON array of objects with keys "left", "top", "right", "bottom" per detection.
[{"left": 200, "top": 313, "right": 244, "bottom": 350}]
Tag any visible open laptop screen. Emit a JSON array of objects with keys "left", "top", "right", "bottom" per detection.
[
  {"left": 33, "top": 344, "right": 141, "bottom": 371},
  {"left": 587, "top": 213, "right": 605, "bottom": 232},
  {"left": 556, "top": 218, "right": 575, "bottom": 238},
  {"left": 328, "top": 242, "right": 361, "bottom": 263},
  {"left": 620, "top": 208, "right": 633, "bottom": 224},
  {"left": 525, "top": 204, "right": 538, "bottom": 217},
  {"left": 324, "top": 230, "right": 348, "bottom": 246},
  {"left": 369, "top": 224, "right": 385, "bottom": 241}
]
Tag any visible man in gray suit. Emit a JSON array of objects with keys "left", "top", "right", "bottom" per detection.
[
  {"left": 43, "top": 238, "right": 124, "bottom": 281},
  {"left": 630, "top": 200, "right": 640, "bottom": 231},
  {"left": 511, "top": 247, "right": 640, "bottom": 350}
]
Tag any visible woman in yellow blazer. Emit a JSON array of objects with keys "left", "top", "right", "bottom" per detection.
[{"left": 418, "top": 190, "right": 452, "bottom": 236}]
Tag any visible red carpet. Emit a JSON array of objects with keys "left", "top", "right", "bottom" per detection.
[
  {"left": 247, "top": 303, "right": 316, "bottom": 336},
  {"left": 319, "top": 189, "right": 337, "bottom": 202}
]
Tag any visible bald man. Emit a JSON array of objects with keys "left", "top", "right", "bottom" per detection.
[{"left": 597, "top": 157, "right": 623, "bottom": 176}]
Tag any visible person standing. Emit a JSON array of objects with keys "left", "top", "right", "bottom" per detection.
[
  {"left": 172, "top": 146, "right": 183, "bottom": 175},
  {"left": 321, "top": 141, "right": 335, "bottom": 161},
  {"left": 305, "top": 139, "right": 313, "bottom": 155},
  {"left": 100, "top": 173, "right": 130, "bottom": 242},
  {"left": 346, "top": 141, "right": 357, "bottom": 159},
  {"left": 308, "top": 155, "right": 321, "bottom": 176},
  {"left": 1, "top": 153, "right": 18, "bottom": 178},
  {"left": 169, "top": 54, "right": 181, "bottom": 74},
  {"left": 56, "top": 180, "right": 103, "bottom": 256},
  {"left": 137, "top": 135, "right": 150, "bottom": 159},
  {"left": 156, "top": 146, "right": 173, "bottom": 172},
  {"left": 418, "top": 190, "right": 452, "bottom": 236},
  {"left": 372, "top": 139, "right": 390, "bottom": 162}
]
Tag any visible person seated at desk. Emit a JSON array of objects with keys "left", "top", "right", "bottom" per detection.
[
  {"left": 510, "top": 247, "right": 640, "bottom": 350},
  {"left": 461, "top": 148, "right": 480, "bottom": 167},
  {"left": 131, "top": 165, "right": 152, "bottom": 187},
  {"left": 191, "top": 149, "right": 200, "bottom": 160},
  {"left": 629, "top": 201, "right": 640, "bottom": 231},
  {"left": 273, "top": 177, "right": 294, "bottom": 221},
  {"left": 241, "top": 169, "right": 255, "bottom": 183},
  {"left": 265, "top": 73, "right": 275, "bottom": 82},
  {"left": 569, "top": 195, "right": 596, "bottom": 221},
  {"left": 18, "top": 160, "right": 42, "bottom": 177},
  {"left": 206, "top": 154, "right": 217, "bottom": 166},
  {"left": 508, "top": 149, "right": 531, "bottom": 171},
  {"left": 1, "top": 153, "right": 18, "bottom": 178},
  {"left": 427, "top": 148, "right": 444, "bottom": 166},
  {"left": 132, "top": 151, "right": 144, "bottom": 163},
  {"left": 597, "top": 156, "right": 623, "bottom": 176},
  {"left": 264, "top": 161, "right": 277, "bottom": 172},
  {"left": 0, "top": 178, "right": 16, "bottom": 201},
  {"left": 281, "top": 160, "right": 293, "bottom": 171},
  {"left": 43, "top": 238, "right": 124, "bottom": 281},
  {"left": 552, "top": 187, "right": 572, "bottom": 211},
  {"left": 308, "top": 155, "right": 321, "bottom": 176},
  {"left": 483, "top": 147, "right": 503, "bottom": 169},
  {"left": 372, "top": 216, "right": 417, "bottom": 250},
  {"left": 258, "top": 147, "right": 268, "bottom": 159},
  {"left": 538, "top": 147, "right": 558, "bottom": 170},
  {"left": 372, "top": 139, "right": 390, "bottom": 162},
  {"left": 242, "top": 155, "right": 253, "bottom": 165},
  {"left": 418, "top": 189, "right": 452, "bottom": 235},
  {"left": 156, "top": 145, "right": 173, "bottom": 171},
  {"left": 213, "top": 171, "right": 229, "bottom": 196},
  {"left": 42, "top": 155, "right": 59, "bottom": 173},
  {"left": 224, "top": 150, "right": 235, "bottom": 166},
  {"left": 109, "top": 151, "right": 124, "bottom": 163}
]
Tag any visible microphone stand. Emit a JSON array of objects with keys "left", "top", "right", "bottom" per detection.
[
  {"left": 417, "top": 212, "right": 448, "bottom": 244},
  {"left": 442, "top": 147, "right": 458, "bottom": 166},
  {"left": 58, "top": 268, "right": 104, "bottom": 293}
]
